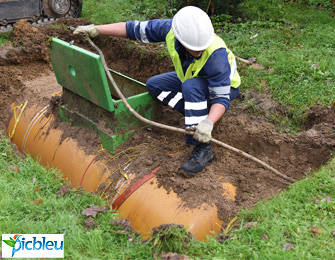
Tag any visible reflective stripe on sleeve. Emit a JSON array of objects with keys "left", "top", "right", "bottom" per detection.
[
  {"left": 185, "top": 115, "right": 208, "bottom": 125},
  {"left": 209, "top": 85, "right": 231, "bottom": 100},
  {"left": 133, "top": 21, "right": 139, "bottom": 40},
  {"left": 230, "top": 59, "right": 237, "bottom": 80},
  {"left": 139, "top": 21, "right": 149, "bottom": 43}
]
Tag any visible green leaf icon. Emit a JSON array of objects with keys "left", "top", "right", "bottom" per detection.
[{"left": 3, "top": 239, "right": 16, "bottom": 248}]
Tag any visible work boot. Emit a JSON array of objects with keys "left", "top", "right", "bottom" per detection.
[{"left": 180, "top": 143, "right": 215, "bottom": 175}]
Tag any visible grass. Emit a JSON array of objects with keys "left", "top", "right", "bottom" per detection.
[
  {"left": 0, "top": 133, "right": 152, "bottom": 259},
  {"left": 0, "top": 31, "right": 10, "bottom": 45},
  {"left": 0, "top": 0, "right": 334, "bottom": 131},
  {"left": 81, "top": 0, "right": 172, "bottom": 24},
  {"left": 1, "top": 132, "right": 334, "bottom": 259},
  {"left": 1, "top": 0, "right": 335, "bottom": 259},
  {"left": 215, "top": 1, "right": 335, "bottom": 131},
  {"left": 80, "top": 0, "right": 335, "bottom": 132},
  {"left": 221, "top": 166, "right": 335, "bottom": 259}
]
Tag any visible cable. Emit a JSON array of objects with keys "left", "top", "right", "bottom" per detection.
[
  {"left": 86, "top": 36, "right": 295, "bottom": 183},
  {"left": 9, "top": 100, "right": 28, "bottom": 139}
]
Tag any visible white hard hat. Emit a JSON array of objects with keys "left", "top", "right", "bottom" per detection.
[{"left": 172, "top": 6, "right": 214, "bottom": 51}]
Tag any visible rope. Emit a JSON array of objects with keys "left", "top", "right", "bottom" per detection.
[
  {"left": 85, "top": 36, "right": 295, "bottom": 183},
  {"left": 9, "top": 101, "right": 28, "bottom": 139}
]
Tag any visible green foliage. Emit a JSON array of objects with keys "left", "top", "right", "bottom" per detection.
[
  {"left": 171, "top": 0, "right": 244, "bottom": 16},
  {"left": 183, "top": 159, "right": 335, "bottom": 259},
  {"left": 239, "top": 0, "right": 286, "bottom": 20},
  {"left": 1, "top": 1, "right": 335, "bottom": 258},
  {"left": 0, "top": 133, "right": 150, "bottom": 259},
  {"left": 228, "top": 161, "right": 335, "bottom": 259},
  {"left": 82, "top": 0, "right": 140, "bottom": 24},
  {"left": 82, "top": 0, "right": 176, "bottom": 24},
  {"left": 0, "top": 31, "right": 10, "bottom": 46},
  {"left": 130, "top": 0, "right": 177, "bottom": 19},
  {"left": 82, "top": 0, "right": 245, "bottom": 24},
  {"left": 215, "top": 1, "right": 335, "bottom": 131},
  {"left": 289, "top": 0, "right": 335, "bottom": 9},
  {"left": 1, "top": 129, "right": 335, "bottom": 259},
  {"left": 150, "top": 224, "right": 193, "bottom": 256}
]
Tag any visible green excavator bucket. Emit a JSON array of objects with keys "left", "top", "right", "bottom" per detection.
[{"left": 49, "top": 38, "right": 157, "bottom": 152}]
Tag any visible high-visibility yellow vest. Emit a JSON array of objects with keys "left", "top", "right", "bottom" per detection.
[{"left": 166, "top": 28, "right": 240, "bottom": 88}]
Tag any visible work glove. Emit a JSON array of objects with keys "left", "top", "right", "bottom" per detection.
[
  {"left": 73, "top": 24, "right": 99, "bottom": 38},
  {"left": 186, "top": 119, "right": 213, "bottom": 143}
]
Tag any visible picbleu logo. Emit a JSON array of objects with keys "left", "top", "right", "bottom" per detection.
[{"left": 2, "top": 234, "right": 64, "bottom": 258}]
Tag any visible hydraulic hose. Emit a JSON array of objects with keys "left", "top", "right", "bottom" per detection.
[{"left": 85, "top": 36, "right": 295, "bottom": 183}]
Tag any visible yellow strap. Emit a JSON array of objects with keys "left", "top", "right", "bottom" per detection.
[
  {"left": 9, "top": 101, "right": 28, "bottom": 139},
  {"left": 225, "top": 216, "right": 238, "bottom": 233},
  {"left": 119, "top": 169, "right": 129, "bottom": 180}
]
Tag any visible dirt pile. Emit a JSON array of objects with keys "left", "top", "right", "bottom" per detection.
[{"left": 0, "top": 19, "right": 334, "bottom": 222}]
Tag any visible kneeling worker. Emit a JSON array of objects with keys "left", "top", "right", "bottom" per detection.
[{"left": 74, "top": 6, "right": 241, "bottom": 175}]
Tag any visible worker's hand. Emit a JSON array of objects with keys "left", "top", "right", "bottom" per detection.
[
  {"left": 73, "top": 24, "right": 99, "bottom": 38},
  {"left": 186, "top": 119, "right": 213, "bottom": 143}
]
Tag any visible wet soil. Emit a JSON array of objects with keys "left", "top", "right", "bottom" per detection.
[{"left": 1, "top": 19, "right": 334, "bottom": 224}]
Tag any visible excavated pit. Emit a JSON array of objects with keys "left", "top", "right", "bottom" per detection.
[{"left": 1, "top": 19, "right": 335, "bottom": 224}]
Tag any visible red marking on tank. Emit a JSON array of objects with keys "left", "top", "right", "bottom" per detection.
[{"left": 112, "top": 166, "right": 160, "bottom": 209}]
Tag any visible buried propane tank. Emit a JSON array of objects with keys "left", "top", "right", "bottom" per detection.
[{"left": 7, "top": 38, "right": 237, "bottom": 241}]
